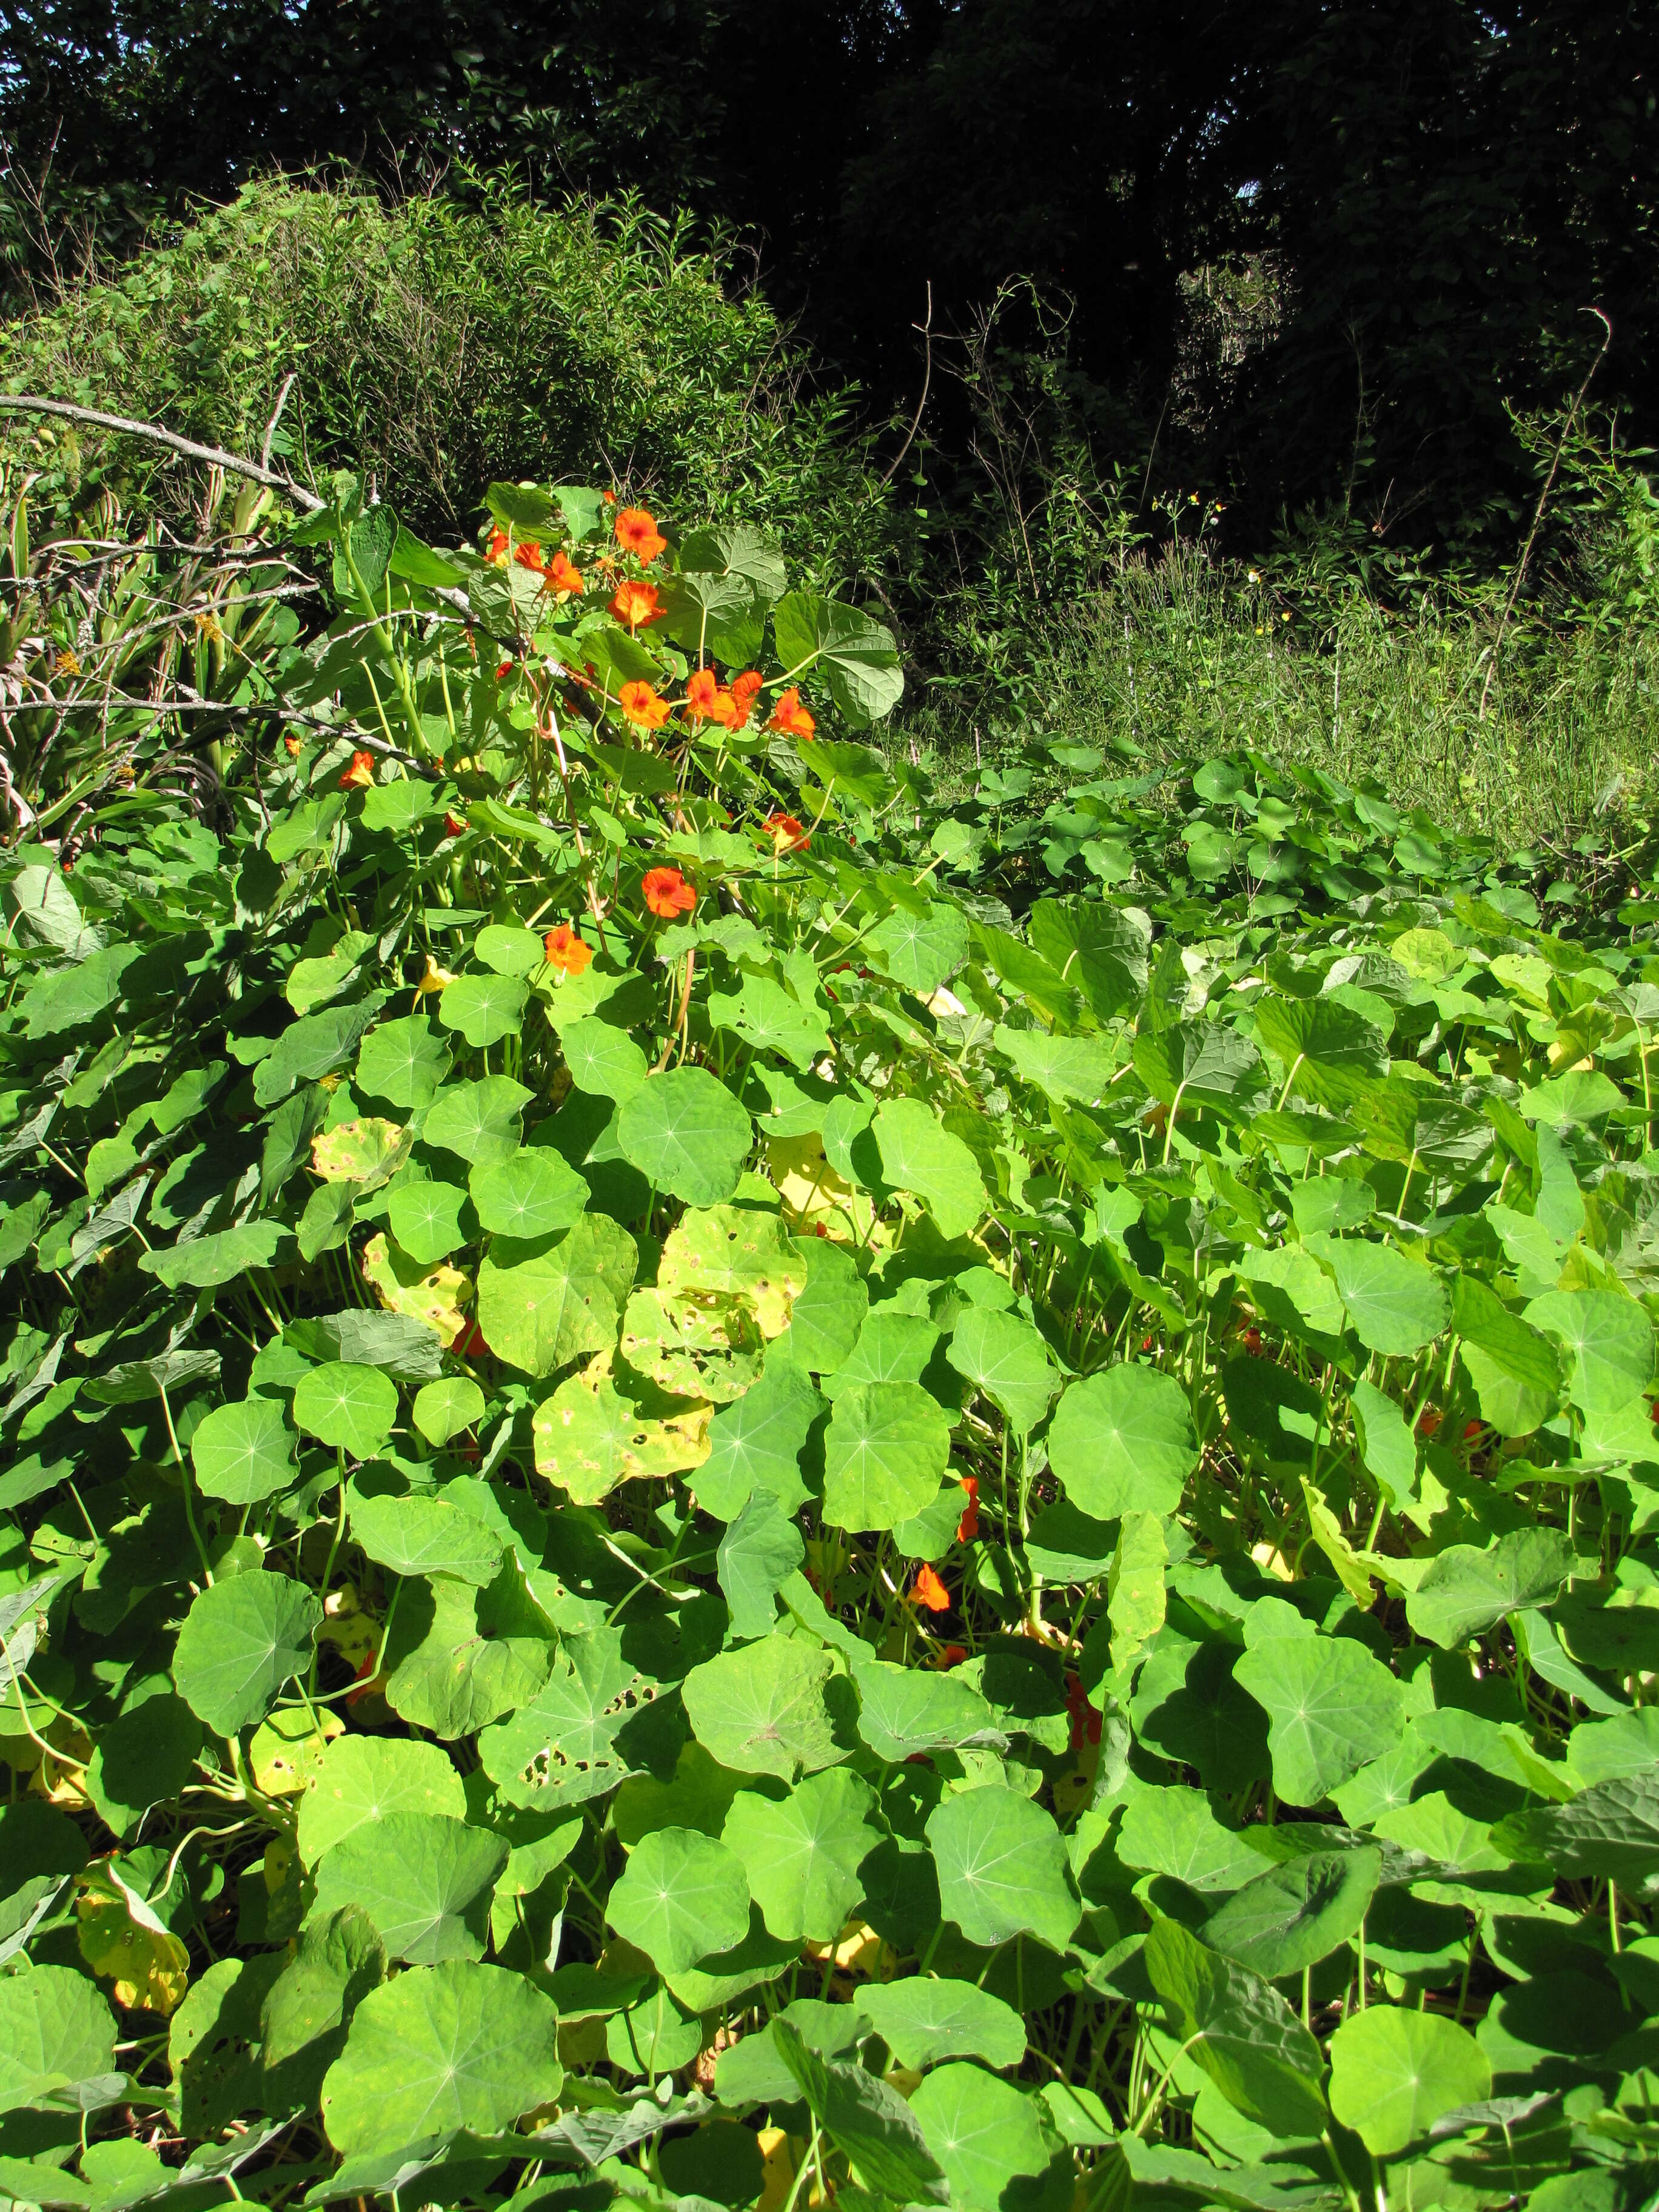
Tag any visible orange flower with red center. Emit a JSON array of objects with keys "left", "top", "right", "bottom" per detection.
[
  {"left": 610, "top": 579, "right": 666, "bottom": 632},
  {"left": 642, "top": 866, "right": 697, "bottom": 919},
  {"left": 485, "top": 528, "right": 510, "bottom": 566},
  {"left": 728, "top": 669, "right": 763, "bottom": 731},
  {"left": 618, "top": 679, "right": 671, "bottom": 730},
  {"left": 543, "top": 922, "right": 593, "bottom": 977},
  {"left": 338, "top": 749, "right": 375, "bottom": 790},
  {"left": 955, "top": 1476, "right": 979, "bottom": 1543},
  {"left": 685, "top": 666, "right": 737, "bottom": 725},
  {"left": 763, "top": 812, "right": 809, "bottom": 852},
  {"left": 546, "top": 549, "right": 584, "bottom": 595},
  {"left": 911, "top": 1563, "right": 950, "bottom": 1613},
  {"left": 513, "top": 541, "right": 546, "bottom": 575},
  {"left": 769, "top": 686, "right": 816, "bottom": 741},
  {"left": 614, "top": 506, "right": 666, "bottom": 561},
  {"left": 283, "top": 735, "right": 302, "bottom": 758}
]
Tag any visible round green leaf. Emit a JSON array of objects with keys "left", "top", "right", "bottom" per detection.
[
  {"left": 1048, "top": 1364, "right": 1197, "bottom": 1518},
  {"left": 348, "top": 1489, "right": 503, "bottom": 1585},
  {"left": 608, "top": 1826, "right": 751, "bottom": 1973},
  {"left": 1405, "top": 1529, "right": 1577, "bottom": 1650},
  {"left": 682, "top": 1640, "right": 842, "bottom": 1782},
  {"left": 946, "top": 1307, "right": 1057, "bottom": 1436},
  {"left": 298, "top": 1734, "right": 468, "bottom": 1864},
  {"left": 871, "top": 1098, "right": 985, "bottom": 1241},
  {"left": 615, "top": 1067, "right": 751, "bottom": 1207},
  {"left": 1328, "top": 2007, "right": 1491, "bottom": 2157},
  {"left": 0, "top": 1965, "right": 116, "bottom": 2106},
  {"left": 292, "top": 1361, "right": 398, "bottom": 1456},
  {"left": 423, "top": 1076, "right": 533, "bottom": 1167},
  {"left": 772, "top": 592, "right": 903, "bottom": 726},
  {"left": 857, "top": 1979, "right": 1025, "bottom": 2072},
  {"left": 475, "top": 1213, "right": 637, "bottom": 1378},
  {"left": 1144, "top": 1914, "right": 1327, "bottom": 2139},
  {"left": 311, "top": 1812, "right": 508, "bottom": 1965},
  {"left": 556, "top": 1017, "right": 649, "bottom": 1103},
  {"left": 172, "top": 1571, "right": 323, "bottom": 1737},
  {"left": 1203, "top": 1848, "right": 1381, "bottom": 1977},
  {"left": 438, "top": 972, "right": 528, "bottom": 1047},
  {"left": 720, "top": 1768, "right": 879, "bottom": 1944},
  {"left": 925, "top": 1786, "right": 1078, "bottom": 1952},
  {"left": 822, "top": 1380, "right": 951, "bottom": 1531},
  {"left": 1526, "top": 1289, "right": 1654, "bottom": 1416},
  {"left": 870, "top": 902, "right": 968, "bottom": 996},
  {"left": 910, "top": 2064, "right": 1059, "bottom": 2212},
  {"left": 189, "top": 1396, "right": 295, "bottom": 1504},
  {"left": 319, "top": 1959, "right": 561, "bottom": 2156},
  {"left": 385, "top": 1179, "right": 469, "bottom": 1265},
  {"left": 356, "top": 1016, "right": 452, "bottom": 1109},
  {"left": 1234, "top": 1631, "right": 1407, "bottom": 1806},
  {"left": 469, "top": 1148, "right": 588, "bottom": 1239},
  {"left": 1318, "top": 1239, "right": 1449, "bottom": 1356},
  {"left": 411, "top": 1375, "right": 486, "bottom": 1447}
]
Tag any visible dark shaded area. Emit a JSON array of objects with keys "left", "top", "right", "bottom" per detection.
[{"left": 2, "top": 0, "right": 1657, "bottom": 560}]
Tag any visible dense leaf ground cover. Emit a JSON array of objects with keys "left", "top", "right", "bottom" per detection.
[{"left": 2, "top": 472, "right": 1659, "bottom": 2212}]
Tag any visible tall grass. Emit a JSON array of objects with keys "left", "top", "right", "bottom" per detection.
[{"left": 966, "top": 544, "right": 1659, "bottom": 851}]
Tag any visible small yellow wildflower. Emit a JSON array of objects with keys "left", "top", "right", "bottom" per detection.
[{"left": 413, "top": 953, "right": 457, "bottom": 1000}]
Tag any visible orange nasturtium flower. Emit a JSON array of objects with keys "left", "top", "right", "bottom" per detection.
[
  {"left": 283, "top": 736, "right": 303, "bottom": 758},
  {"left": 614, "top": 506, "right": 666, "bottom": 561},
  {"left": 609, "top": 579, "right": 666, "bottom": 632},
  {"left": 618, "top": 679, "right": 671, "bottom": 731},
  {"left": 513, "top": 541, "right": 546, "bottom": 575},
  {"left": 728, "top": 669, "right": 764, "bottom": 731},
  {"left": 684, "top": 666, "right": 737, "bottom": 725},
  {"left": 763, "top": 811, "right": 809, "bottom": 852},
  {"left": 642, "top": 866, "right": 697, "bottom": 919},
  {"left": 546, "top": 549, "right": 584, "bottom": 595},
  {"left": 338, "top": 749, "right": 375, "bottom": 790},
  {"left": 955, "top": 1475, "right": 979, "bottom": 1543},
  {"left": 485, "top": 528, "right": 510, "bottom": 565},
  {"left": 543, "top": 922, "right": 593, "bottom": 977},
  {"left": 443, "top": 811, "right": 467, "bottom": 838},
  {"left": 911, "top": 1563, "right": 950, "bottom": 1613},
  {"left": 769, "top": 686, "right": 816, "bottom": 741}
]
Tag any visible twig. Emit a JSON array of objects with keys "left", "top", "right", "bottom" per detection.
[
  {"left": 881, "top": 283, "right": 934, "bottom": 485},
  {"left": 260, "top": 374, "right": 299, "bottom": 473},
  {"left": 1478, "top": 308, "right": 1613, "bottom": 721},
  {"left": 0, "top": 394, "right": 326, "bottom": 513}
]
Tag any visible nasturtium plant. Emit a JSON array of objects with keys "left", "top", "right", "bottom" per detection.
[{"left": 3, "top": 464, "right": 1657, "bottom": 2212}]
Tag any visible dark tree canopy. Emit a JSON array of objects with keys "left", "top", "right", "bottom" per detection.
[{"left": 3, "top": 0, "right": 1655, "bottom": 557}]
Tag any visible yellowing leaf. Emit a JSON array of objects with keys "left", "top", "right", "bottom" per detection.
[
  {"left": 533, "top": 1354, "right": 710, "bottom": 1504},
  {"left": 620, "top": 1285, "right": 763, "bottom": 1403},
  {"left": 310, "top": 1116, "right": 407, "bottom": 1184},
  {"left": 249, "top": 1702, "right": 344, "bottom": 1795},
  {"left": 656, "top": 1204, "right": 807, "bottom": 1336},
  {"left": 1300, "top": 1480, "right": 1375, "bottom": 1609},
  {"left": 317, "top": 1581, "right": 383, "bottom": 1671},
  {"left": 360, "top": 1232, "right": 472, "bottom": 1347},
  {"left": 77, "top": 1875, "right": 190, "bottom": 2016},
  {"left": 767, "top": 1131, "right": 877, "bottom": 1243}
]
